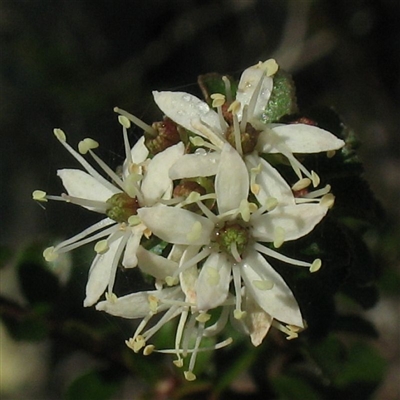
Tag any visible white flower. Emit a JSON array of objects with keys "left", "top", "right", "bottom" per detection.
[
  {"left": 138, "top": 143, "right": 331, "bottom": 339},
  {"left": 153, "top": 59, "right": 345, "bottom": 190},
  {"left": 33, "top": 115, "right": 184, "bottom": 307}
]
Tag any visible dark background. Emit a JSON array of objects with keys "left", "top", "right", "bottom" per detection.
[{"left": 1, "top": 1, "right": 399, "bottom": 398}]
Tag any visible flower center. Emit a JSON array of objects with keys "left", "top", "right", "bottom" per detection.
[
  {"left": 215, "top": 223, "right": 249, "bottom": 261},
  {"left": 225, "top": 122, "right": 260, "bottom": 155},
  {"left": 106, "top": 192, "right": 140, "bottom": 223}
]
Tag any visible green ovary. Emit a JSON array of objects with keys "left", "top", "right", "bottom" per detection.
[
  {"left": 106, "top": 192, "right": 139, "bottom": 223},
  {"left": 215, "top": 223, "right": 249, "bottom": 257}
]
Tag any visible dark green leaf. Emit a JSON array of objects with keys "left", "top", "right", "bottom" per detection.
[
  {"left": 65, "top": 370, "right": 121, "bottom": 400},
  {"left": 0, "top": 246, "right": 13, "bottom": 269},
  {"left": 332, "top": 314, "right": 379, "bottom": 338},
  {"left": 271, "top": 374, "right": 320, "bottom": 400}
]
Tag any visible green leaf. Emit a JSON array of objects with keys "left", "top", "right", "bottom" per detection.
[
  {"left": 332, "top": 314, "right": 378, "bottom": 338},
  {"left": 65, "top": 370, "right": 121, "bottom": 400},
  {"left": 261, "top": 69, "right": 298, "bottom": 123},
  {"left": 0, "top": 245, "right": 13, "bottom": 269},
  {"left": 197, "top": 73, "right": 237, "bottom": 106},
  {"left": 271, "top": 374, "right": 320, "bottom": 400}
]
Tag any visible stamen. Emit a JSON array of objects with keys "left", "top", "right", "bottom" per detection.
[
  {"left": 304, "top": 184, "right": 331, "bottom": 199},
  {"left": 105, "top": 292, "right": 118, "bottom": 303},
  {"left": 273, "top": 227, "right": 285, "bottom": 248},
  {"left": 228, "top": 101, "right": 243, "bottom": 155},
  {"left": 251, "top": 197, "right": 278, "bottom": 218},
  {"left": 156, "top": 337, "right": 233, "bottom": 354},
  {"left": 320, "top": 193, "right": 335, "bottom": 209},
  {"left": 254, "top": 242, "right": 313, "bottom": 268},
  {"left": 252, "top": 280, "right": 274, "bottom": 290},
  {"left": 189, "top": 136, "right": 218, "bottom": 151},
  {"left": 204, "top": 304, "right": 230, "bottom": 336},
  {"left": 311, "top": 171, "right": 320, "bottom": 188},
  {"left": 78, "top": 138, "right": 99, "bottom": 154},
  {"left": 53, "top": 129, "right": 118, "bottom": 193},
  {"left": 114, "top": 107, "right": 157, "bottom": 137},
  {"left": 172, "top": 247, "right": 212, "bottom": 278},
  {"left": 292, "top": 178, "right": 311, "bottom": 191},
  {"left": 272, "top": 320, "right": 299, "bottom": 340},
  {"left": 261, "top": 59, "right": 279, "bottom": 76},
  {"left": 61, "top": 193, "right": 110, "bottom": 212},
  {"left": 195, "top": 200, "right": 219, "bottom": 224},
  {"left": 232, "top": 265, "right": 245, "bottom": 319},
  {"left": 118, "top": 116, "right": 134, "bottom": 169},
  {"left": 94, "top": 239, "right": 109, "bottom": 254},
  {"left": 230, "top": 242, "right": 242, "bottom": 263},
  {"left": 191, "top": 119, "right": 225, "bottom": 149},
  {"left": 240, "top": 105, "right": 249, "bottom": 133},
  {"left": 250, "top": 164, "right": 262, "bottom": 195},
  {"left": 32, "top": 190, "right": 48, "bottom": 202},
  {"left": 184, "top": 371, "right": 196, "bottom": 381},
  {"left": 43, "top": 246, "right": 58, "bottom": 262},
  {"left": 247, "top": 68, "right": 267, "bottom": 120},
  {"left": 222, "top": 76, "right": 232, "bottom": 103},
  {"left": 174, "top": 308, "right": 189, "bottom": 367},
  {"left": 143, "top": 345, "right": 155, "bottom": 355},
  {"left": 309, "top": 259, "right": 322, "bottom": 273}
]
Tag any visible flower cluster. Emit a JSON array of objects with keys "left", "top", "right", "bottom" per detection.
[{"left": 34, "top": 59, "right": 345, "bottom": 380}]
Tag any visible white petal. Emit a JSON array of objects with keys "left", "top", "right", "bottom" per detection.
[
  {"left": 141, "top": 142, "right": 184, "bottom": 205},
  {"left": 241, "top": 249, "right": 303, "bottom": 326},
  {"left": 169, "top": 152, "right": 220, "bottom": 180},
  {"left": 138, "top": 205, "right": 214, "bottom": 245},
  {"left": 245, "top": 154, "right": 295, "bottom": 206},
  {"left": 263, "top": 124, "right": 345, "bottom": 153},
  {"left": 84, "top": 236, "right": 123, "bottom": 307},
  {"left": 236, "top": 64, "right": 273, "bottom": 121},
  {"left": 251, "top": 204, "right": 328, "bottom": 242},
  {"left": 153, "top": 91, "right": 224, "bottom": 137},
  {"left": 136, "top": 245, "right": 178, "bottom": 279},
  {"left": 122, "top": 225, "right": 145, "bottom": 268},
  {"left": 216, "top": 144, "right": 249, "bottom": 214},
  {"left": 57, "top": 169, "right": 117, "bottom": 209},
  {"left": 95, "top": 287, "right": 179, "bottom": 318},
  {"left": 179, "top": 245, "right": 201, "bottom": 303},
  {"left": 243, "top": 293, "right": 273, "bottom": 346},
  {"left": 196, "top": 252, "right": 232, "bottom": 311}
]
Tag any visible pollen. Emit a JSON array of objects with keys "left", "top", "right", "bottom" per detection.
[
  {"left": 94, "top": 240, "right": 109, "bottom": 254},
  {"left": 265, "top": 197, "right": 278, "bottom": 211},
  {"left": 143, "top": 345, "right": 155, "bottom": 355},
  {"left": 227, "top": 100, "right": 241, "bottom": 114},
  {"left": 311, "top": 171, "right": 320, "bottom": 187},
  {"left": 118, "top": 115, "right": 131, "bottom": 129},
  {"left": 205, "top": 266, "right": 220, "bottom": 286},
  {"left": 310, "top": 258, "right": 322, "bottom": 273},
  {"left": 165, "top": 276, "right": 179, "bottom": 286},
  {"left": 253, "top": 280, "right": 274, "bottom": 290},
  {"left": 53, "top": 128, "right": 66, "bottom": 141},
  {"left": 260, "top": 59, "right": 279, "bottom": 76},
  {"left": 32, "top": 190, "right": 47, "bottom": 202},
  {"left": 43, "top": 246, "right": 58, "bottom": 262},
  {"left": 189, "top": 136, "right": 207, "bottom": 147},
  {"left": 148, "top": 295, "right": 159, "bottom": 312},
  {"left": 128, "top": 215, "right": 141, "bottom": 226},
  {"left": 233, "top": 310, "right": 247, "bottom": 320},
  {"left": 78, "top": 138, "right": 99, "bottom": 154},
  {"left": 105, "top": 292, "right": 118, "bottom": 303},
  {"left": 186, "top": 221, "right": 203, "bottom": 243}
]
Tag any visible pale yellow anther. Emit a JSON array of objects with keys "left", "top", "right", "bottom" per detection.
[
  {"left": 94, "top": 240, "right": 109, "bottom": 254},
  {"left": 251, "top": 183, "right": 260, "bottom": 195},
  {"left": 173, "top": 359, "right": 184, "bottom": 368},
  {"left": 320, "top": 193, "right": 335, "bottom": 209},
  {"left": 143, "top": 345, "right": 155, "bottom": 355},
  {"left": 211, "top": 93, "right": 226, "bottom": 108},
  {"left": 239, "top": 199, "right": 252, "bottom": 222},
  {"left": 144, "top": 228, "right": 152, "bottom": 239},
  {"left": 132, "top": 336, "right": 146, "bottom": 353},
  {"left": 286, "top": 331, "right": 299, "bottom": 340},
  {"left": 287, "top": 324, "right": 302, "bottom": 333},
  {"left": 310, "top": 259, "right": 322, "bottom": 273},
  {"left": 53, "top": 128, "right": 66, "bottom": 141},
  {"left": 186, "top": 221, "right": 202, "bottom": 242},
  {"left": 118, "top": 115, "right": 131, "bottom": 129},
  {"left": 78, "top": 138, "right": 99, "bottom": 155},
  {"left": 43, "top": 246, "right": 58, "bottom": 262},
  {"left": 184, "top": 371, "right": 197, "bottom": 381},
  {"left": 189, "top": 136, "right": 206, "bottom": 147},
  {"left": 185, "top": 191, "right": 201, "bottom": 204},
  {"left": 253, "top": 280, "right": 274, "bottom": 290},
  {"left": 148, "top": 295, "right": 159, "bottom": 313},
  {"left": 233, "top": 310, "right": 247, "bottom": 320},
  {"left": 273, "top": 227, "right": 285, "bottom": 248},
  {"left": 165, "top": 276, "right": 179, "bottom": 286},
  {"left": 327, "top": 150, "right": 336, "bottom": 158},
  {"left": 311, "top": 171, "right": 320, "bottom": 188},
  {"left": 125, "top": 338, "right": 135, "bottom": 351},
  {"left": 196, "top": 312, "right": 211, "bottom": 323},
  {"left": 265, "top": 197, "right": 278, "bottom": 211},
  {"left": 227, "top": 100, "right": 241, "bottom": 114},
  {"left": 206, "top": 266, "right": 220, "bottom": 286},
  {"left": 128, "top": 215, "right": 141, "bottom": 226},
  {"left": 292, "top": 178, "right": 311, "bottom": 191},
  {"left": 261, "top": 59, "right": 279, "bottom": 76},
  {"left": 105, "top": 292, "right": 118, "bottom": 303},
  {"left": 32, "top": 190, "right": 47, "bottom": 202}
]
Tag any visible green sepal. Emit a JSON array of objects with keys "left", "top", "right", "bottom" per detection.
[{"left": 261, "top": 69, "right": 298, "bottom": 123}]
